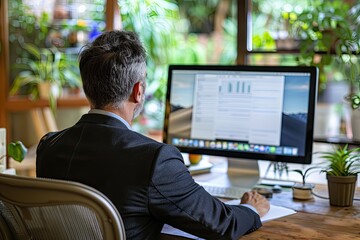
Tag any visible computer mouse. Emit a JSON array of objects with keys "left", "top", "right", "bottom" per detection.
[{"left": 272, "top": 185, "right": 282, "bottom": 193}]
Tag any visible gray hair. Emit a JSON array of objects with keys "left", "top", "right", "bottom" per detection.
[{"left": 79, "top": 30, "right": 146, "bottom": 109}]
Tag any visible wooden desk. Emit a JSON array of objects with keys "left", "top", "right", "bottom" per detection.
[
  {"left": 161, "top": 171, "right": 360, "bottom": 240},
  {"left": 240, "top": 184, "right": 360, "bottom": 240}
]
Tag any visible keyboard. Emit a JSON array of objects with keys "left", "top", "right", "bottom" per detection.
[{"left": 199, "top": 183, "right": 249, "bottom": 199}]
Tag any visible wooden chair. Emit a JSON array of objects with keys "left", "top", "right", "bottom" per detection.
[{"left": 0, "top": 173, "right": 126, "bottom": 240}]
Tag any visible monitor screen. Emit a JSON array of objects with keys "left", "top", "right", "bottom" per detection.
[{"left": 163, "top": 65, "right": 318, "bottom": 165}]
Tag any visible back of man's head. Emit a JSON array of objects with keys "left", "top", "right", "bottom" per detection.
[{"left": 79, "top": 30, "right": 147, "bottom": 109}]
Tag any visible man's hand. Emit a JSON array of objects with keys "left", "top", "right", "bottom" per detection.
[{"left": 241, "top": 191, "right": 270, "bottom": 217}]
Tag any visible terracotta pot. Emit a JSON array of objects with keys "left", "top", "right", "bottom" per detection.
[{"left": 326, "top": 174, "right": 357, "bottom": 207}]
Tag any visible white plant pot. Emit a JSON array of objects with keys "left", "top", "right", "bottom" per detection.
[
  {"left": 351, "top": 110, "right": 360, "bottom": 141},
  {"left": 292, "top": 183, "right": 314, "bottom": 200},
  {"left": 38, "top": 82, "right": 61, "bottom": 100}
]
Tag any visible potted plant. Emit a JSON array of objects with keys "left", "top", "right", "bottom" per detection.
[
  {"left": 9, "top": 43, "right": 81, "bottom": 115},
  {"left": 291, "top": 167, "right": 319, "bottom": 200},
  {"left": 320, "top": 144, "right": 360, "bottom": 206},
  {"left": 0, "top": 141, "right": 28, "bottom": 173}
]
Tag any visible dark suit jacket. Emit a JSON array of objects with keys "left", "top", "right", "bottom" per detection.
[{"left": 36, "top": 113, "right": 262, "bottom": 240}]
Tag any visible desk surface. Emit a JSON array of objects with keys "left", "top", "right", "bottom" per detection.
[
  {"left": 241, "top": 184, "right": 360, "bottom": 240},
  {"left": 161, "top": 169, "right": 360, "bottom": 240}
]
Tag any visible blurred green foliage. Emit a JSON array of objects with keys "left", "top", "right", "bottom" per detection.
[{"left": 287, "top": 0, "right": 360, "bottom": 103}]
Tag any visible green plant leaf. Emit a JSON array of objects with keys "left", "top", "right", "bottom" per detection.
[
  {"left": 320, "top": 144, "right": 360, "bottom": 176},
  {"left": 7, "top": 141, "right": 28, "bottom": 162},
  {"left": 291, "top": 166, "right": 320, "bottom": 185},
  {"left": 23, "top": 43, "right": 41, "bottom": 60}
]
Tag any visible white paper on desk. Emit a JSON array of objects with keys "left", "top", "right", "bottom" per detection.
[
  {"left": 161, "top": 224, "right": 202, "bottom": 239},
  {"left": 160, "top": 202, "right": 296, "bottom": 239},
  {"left": 226, "top": 199, "right": 297, "bottom": 222}
]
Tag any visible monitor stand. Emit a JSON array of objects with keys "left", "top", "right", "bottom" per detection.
[
  {"left": 201, "top": 158, "right": 260, "bottom": 190},
  {"left": 227, "top": 158, "right": 260, "bottom": 188}
]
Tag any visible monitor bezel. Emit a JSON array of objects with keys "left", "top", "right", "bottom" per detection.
[{"left": 163, "top": 64, "right": 318, "bottom": 164}]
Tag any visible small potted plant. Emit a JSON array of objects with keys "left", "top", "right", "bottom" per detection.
[
  {"left": 291, "top": 167, "right": 319, "bottom": 200},
  {"left": 320, "top": 144, "right": 360, "bottom": 206}
]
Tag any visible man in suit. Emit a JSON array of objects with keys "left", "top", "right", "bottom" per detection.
[{"left": 36, "top": 30, "right": 269, "bottom": 239}]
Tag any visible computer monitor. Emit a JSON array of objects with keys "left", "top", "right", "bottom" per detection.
[{"left": 163, "top": 65, "right": 318, "bottom": 188}]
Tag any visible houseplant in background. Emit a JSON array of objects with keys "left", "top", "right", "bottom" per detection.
[
  {"left": 0, "top": 141, "right": 28, "bottom": 173},
  {"left": 320, "top": 144, "right": 360, "bottom": 206},
  {"left": 9, "top": 43, "right": 81, "bottom": 115},
  {"left": 7, "top": 141, "right": 28, "bottom": 163},
  {"left": 287, "top": 0, "right": 358, "bottom": 92}
]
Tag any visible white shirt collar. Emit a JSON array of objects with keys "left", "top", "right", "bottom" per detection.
[{"left": 88, "top": 109, "right": 132, "bottom": 130}]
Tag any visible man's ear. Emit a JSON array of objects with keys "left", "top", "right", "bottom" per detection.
[{"left": 131, "top": 81, "right": 142, "bottom": 103}]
